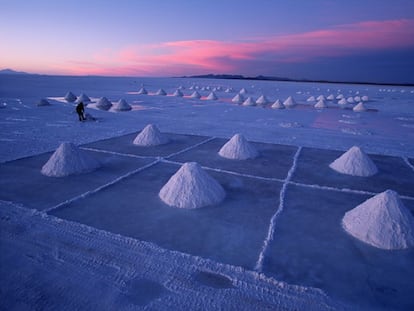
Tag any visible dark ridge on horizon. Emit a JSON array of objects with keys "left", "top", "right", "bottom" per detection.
[
  {"left": 180, "top": 74, "right": 414, "bottom": 87},
  {"left": 1, "top": 69, "right": 413, "bottom": 87},
  {"left": 0, "top": 68, "right": 30, "bottom": 75}
]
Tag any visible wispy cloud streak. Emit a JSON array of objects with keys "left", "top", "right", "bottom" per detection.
[{"left": 61, "top": 19, "right": 414, "bottom": 76}]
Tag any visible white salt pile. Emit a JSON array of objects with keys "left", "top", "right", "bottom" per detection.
[
  {"left": 361, "top": 95, "right": 369, "bottom": 102},
  {"left": 37, "top": 98, "right": 50, "bottom": 106},
  {"left": 239, "top": 88, "right": 248, "bottom": 95},
  {"left": 156, "top": 89, "right": 167, "bottom": 96},
  {"left": 172, "top": 89, "right": 184, "bottom": 97},
  {"left": 317, "top": 95, "right": 325, "bottom": 101},
  {"left": 354, "top": 96, "right": 361, "bottom": 102},
  {"left": 133, "top": 124, "right": 169, "bottom": 146},
  {"left": 206, "top": 92, "right": 218, "bottom": 100},
  {"left": 225, "top": 87, "right": 233, "bottom": 93},
  {"left": 232, "top": 93, "right": 244, "bottom": 104},
  {"left": 113, "top": 99, "right": 132, "bottom": 111},
  {"left": 190, "top": 91, "right": 201, "bottom": 99},
  {"left": 96, "top": 97, "right": 112, "bottom": 111},
  {"left": 242, "top": 97, "right": 256, "bottom": 106},
  {"left": 342, "top": 190, "right": 414, "bottom": 250},
  {"left": 347, "top": 96, "right": 355, "bottom": 103},
  {"left": 256, "top": 95, "right": 269, "bottom": 105},
  {"left": 336, "top": 94, "right": 344, "bottom": 99},
  {"left": 271, "top": 99, "right": 284, "bottom": 109},
  {"left": 218, "top": 134, "right": 258, "bottom": 160},
  {"left": 41, "top": 142, "right": 100, "bottom": 177},
  {"left": 77, "top": 93, "right": 91, "bottom": 103},
  {"left": 283, "top": 96, "right": 297, "bottom": 108},
  {"left": 64, "top": 91, "right": 77, "bottom": 102},
  {"left": 329, "top": 146, "right": 378, "bottom": 176},
  {"left": 353, "top": 102, "right": 367, "bottom": 112},
  {"left": 314, "top": 99, "right": 327, "bottom": 109},
  {"left": 159, "top": 162, "right": 225, "bottom": 209},
  {"left": 327, "top": 94, "right": 335, "bottom": 100},
  {"left": 338, "top": 98, "right": 348, "bottom": 105},
  {"left": 137, "top": 87, "right": 148, "bottom": 95},
  {"left": 307, "top": 96, "right": 316, "bottom": 102}
]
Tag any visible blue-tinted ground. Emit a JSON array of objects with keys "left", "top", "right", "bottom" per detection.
[{"left": 1, "top": 131, "right": 413, "bottom": 310}]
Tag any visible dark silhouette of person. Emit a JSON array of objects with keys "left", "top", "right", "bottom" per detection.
[{"left": 76, "top": 102, "right": 86, "bottom": 121}]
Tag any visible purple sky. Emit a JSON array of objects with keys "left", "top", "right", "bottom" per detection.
[{"left": 1, "top": 0, "right": 414, "bottom": 83}]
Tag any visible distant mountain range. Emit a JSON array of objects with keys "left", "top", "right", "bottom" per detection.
[
  {"left": 0, "top": 68, "right": 30, "bottom": 75},
  {"left": 181, "top": 74, "right": 414, "bottom": 87}
]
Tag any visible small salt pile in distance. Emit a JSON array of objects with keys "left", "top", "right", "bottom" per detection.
[
  {"left": 242, "top": 97, "right": 256, "bottom": 106},
  {"left": 77, "top": 93, "right": 91, "bottom": 104},
  {"left": 271, "top": 99, "right": 284, "bottom": 109},
  {"left": 137, "top": 87, "right": 148, "bottom": 95},
  {"left": 206, "top": 92, "right": 218, "bottom": 100},
  {"left": 342, "top": 190, "right": 414, "bottom": 250},
  {"left": 190, "top": 91, "right": 201, "bottom": 99},
  {"left": 314, "top": 99, "right": 327, "bottom": 109},
  {"left": 218, "top": 134, "right": 258, "bottom": 160},
  {"left": 113, "top": 99, "right": 131, "bottom": 111},
  {"left": 41, "top": 142, "right": 100, "bottom": 177},
  {"left": 172, "top": 89, "right": 184, "bottom": 97},
  {"left": 65, "top": 91, "right": 77, "bottom": 102},
  {"left": 256, "top": 95, "right": 269, "bottom": 105},
  {"left": 283, "top": 96, "right": 297, "bottom": 108},
  {"left": 155, "top": 89, "right": 167, "bottom": 96},
  {"left": 353, "top": 102, "right": 367, "bottom": 112},
  {"left": 232, "top": 93, "right": 244, "bottom": 104},
  {"left": 329, "top": 146, "right": 378, "bottom": 177},
  {"left": 96, "top": 97, "right": 112, "bottom": 111},
  {"left": 159, "top": 162, "right": 225, "bottom": 209},
  {"left": 133, "top": 124, "right": 169, "bottom": 146}
]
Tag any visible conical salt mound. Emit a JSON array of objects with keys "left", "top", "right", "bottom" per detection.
[
  {"left": 256, "top": 95, "right": 269, "bottom": 105},
  {"left": 206, "top": 92, "right": 218, "bottom": 100},
  {"left": 307, "top": 96, "right": 316, "bottom": 102},
  {"left": 317, "top": 95, "right": 326, "bottom": 101},
  {"left": 232, "top": 93, "right": 244, "bottom": 104},
  {"left": 113, "top": 99, "right": 131, "bottom": 111},
  {"left": 327, "top": 94, "right": 335, "bottom": 100},
  {"left": 361, "top": 95, "right": 369, "bottom": 102},
  {"left": 77, "top": 93, "right": 91, "bottom": 103},
  {"left": 190, "top": 91, "right": 201, "bottom": 99},
  {"left": 137, "top": 87, "right": 148, "bottom": 95},
  {"left": 271, "top": 99, "right": 284, "bottom": 109},
  {"left": 329, "top": 146, "right": 378, "bottom": 177},
  {"left": 342, "top": 190, "right": 414, "bottom": 250},
  {"left": 347, "top": 96, "right": 355, "bottom": 103},
  {"left": 65, "top": 91, "right": 77, "bottom": 102},
  {"left": 133, "top": 124, "right": 169, "bottom": 146},
  {"left": 336, "top": 94, "right": 344, "bottom": 99},
  {"left": 156, "top": 88, "right": 167, "bottom": 96},
  {"left": 353, "top": 102, "right": 367, "bottom": 112},
  {"left": 41, "top": 142, "right": 100, "bottom": 177},
  {"left": 338, "top": 98, "right": 348, "bottom": 105},
  {"left": 283, "top": 96, "right": 296, "bottom": 108},
  {"left": 218, "top": 134, "right": 258, "bottom": 160},
  {"left": 172, "top": 89, "right": 184, "bottom": 97},
  {"left": 239, "top": 88, "right": 248, "bottom": 95},
  {"left": 96, "top": 97, "right": 112, "bottom": 110},
  {"left": 242, "top": 97, "right": 256, "bottom": 106},
  {"left": 314, "top": 99, "right": 327, "bottom": 108},
  {"left": 159, "top": 162, "right": 225, "bottom": 209}
]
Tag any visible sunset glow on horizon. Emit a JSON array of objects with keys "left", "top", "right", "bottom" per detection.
[{"left": 1, "top": 0, "right": 414, "bottom": 83}]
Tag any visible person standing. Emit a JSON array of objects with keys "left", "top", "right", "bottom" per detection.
[{"left": 76, "top": 102, "right": 86, "bottom": 121}]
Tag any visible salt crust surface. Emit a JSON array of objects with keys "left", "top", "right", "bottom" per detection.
[
  {"left": 329, "top": 146, "right": 378, "bottom": 177},
  {"left": 342, "top": 190, "right": 414, "bottom": 250},
  {"left": 218, "top": 134, "right": 259, "bottom": 160},
  {"left": 41, "top": 142, "right": 100, "bottom": 177},
  {"left": 133, "top": 124, "right": 169, "bottom": 146},
  {"left": 159, "top": 162, "right": 225, "bottom": 209}
]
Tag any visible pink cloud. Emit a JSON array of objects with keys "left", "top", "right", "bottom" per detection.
[{"left": 62, "top": 19, "right": 414, "bottom": 76}]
